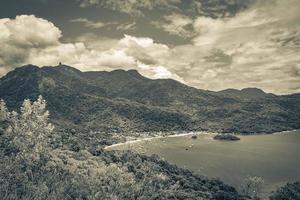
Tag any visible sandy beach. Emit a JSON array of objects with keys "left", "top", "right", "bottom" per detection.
[{"left": 104, "top": 131, "right": 217, "bottom": 150}]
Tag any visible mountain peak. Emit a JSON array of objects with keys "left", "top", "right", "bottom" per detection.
[
  {"left": 107, "top": 69, "right": 146, "bottom": 80},
  {"left": 127, "top": 69, "right": 139, "bottom": 74},
  {"left": 218, "top": 87, "right": 269, "bottom": 98},
  {"left": 241, "top": 87, "right": 265, "bottom": 93},
  {"left": 1, "top": 64, "right": 40, "bottom": 81},
  {"left": 127, "top": 69, "right": 145, "bottom": 78},
  {"left": 53, "top": 64, "right": 82, "bottom": 73},
  {"left": 15, "top": 64, "right": 39, "bottom": 72},
  {"left": 240, "top": 88, "right": 267, "bottom": 97}
]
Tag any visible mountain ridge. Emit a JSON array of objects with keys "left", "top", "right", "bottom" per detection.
[{"left": 1, "top": 64, "right": 299, "bottom": 134}]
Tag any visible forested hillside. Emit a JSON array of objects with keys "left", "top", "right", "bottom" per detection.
[
  {"left": 1, "top": 65, "right": 299, "bottom": 134},
  {"left": 0, "top": 96, "right": 245, "bottom": 200}
]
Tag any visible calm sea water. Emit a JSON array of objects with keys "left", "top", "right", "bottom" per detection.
[{"left": 108, "top": 130, "right": 300, "bottom": 197}]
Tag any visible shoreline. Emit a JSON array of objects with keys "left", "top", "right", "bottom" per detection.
[
  {"left": 104, "top": 129, "right": 299, "bottom": 150},
  {"left": 104, "top": 131, "right": 217, "bottom": 150}
]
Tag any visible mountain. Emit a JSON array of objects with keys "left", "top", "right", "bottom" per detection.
[
  {"left": 218, "top": 88, "right": 274, "bottom": 99},
  {"left": 0, "top": 64, "right": 300, "bottom": 134}
]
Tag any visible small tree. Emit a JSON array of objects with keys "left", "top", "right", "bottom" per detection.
[
  {"left": 0, "top": 99, "right": 9, "bottom": 120},
  {"left": 0, "top": 99, "right": 9, "bottom": 132},
  {"left": 0, "top": 100, "right": 11, "bottom": 155},
  {"left": 0, "top": 96, "right": 55, "bottom": 198},
  {"left": 240, "top": 176, "right": 264, "bottom": 199},
  {"left": 5, "top": 96, "right": 54, "bottom": 162}
]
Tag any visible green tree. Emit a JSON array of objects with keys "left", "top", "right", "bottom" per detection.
[
  {"left": 0, "top": 96, "right": 55, "bottom": 199},
  {"left": 0, "top": 99, "right": 9, "bottom": 133},
  {"left": 4, "top": 96, "right": 54, "bottom": 161},
  {"left": 240, "top": 176, "right": 264, "bottom": 199},
  {"left": 0, "top": 99, "right": 12, "bottom": 155}
]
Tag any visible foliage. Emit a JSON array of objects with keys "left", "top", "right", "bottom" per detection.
[
  {"left": 213, "top": 134, "right": 240, "bottom": 141},
  {"left": 0, "top": 65, "right": 300, "bottom": 135},
  {"left": 0, "top": 99, "right": 9, "bottom": 134},
  {"left": 269, "top": 181, "right": 300, "bottom": 200},
  {"left": 240, "top": 176, "right": 264, "bottom": 199},
  {"left": 0, "top": 99, "right": 9, "bottom": 121},
  {"left": 0, "top": 95, "right": 296, "bottom": 200},
  {"left": 1, "top": 96, "right": 54, "bottom": 161},
  {"left": 0, "top": 97, "right": 246, "bottom": 199},
  {"left": 0, "top": 96, "right": 55, "bottom": 199},
  {"left": 0, "top": 66, "right": 299, "bottom": 199}
]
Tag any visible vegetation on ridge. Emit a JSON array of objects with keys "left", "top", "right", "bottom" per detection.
[{"left": 0, "top": 65, "right": 299, "bottom": 135}]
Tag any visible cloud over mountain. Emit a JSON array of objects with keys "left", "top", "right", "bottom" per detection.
[
  {"left": 183, "top": 0, "right": 300, "bottom": 94},
  {"left": 0, "top": 15, "right": 181, "bottom": 82},
  {"left": 0, "top": 0, "right": 300, "bottom": 94}
]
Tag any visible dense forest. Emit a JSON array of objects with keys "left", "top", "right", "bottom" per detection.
[
  {"left": 0, "top": 65, "right": 299, "bottom": 135},
  {"left": 0, "top": 96, "right": 245, "bottom": 199},
  {"left": 1, "top": 96, "right": 299, "bottom": 199}
]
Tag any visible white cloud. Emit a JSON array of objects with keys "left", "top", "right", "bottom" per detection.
[
  {"left": 79, "top": 0, "right": 100, "bottom": 7},
  {"left": 70, "top": 18, "right": 136, "bottom": 31},
  {"left": 159, "top": 0, "right": 300, "bottom": 94},
  {"left": 0, "top": 15, "right": 61, "bottom": 71},
  {"left": 116, "top": 22, "right": 136, "bottom": 31},
  {"left": 118, "top": 35, "right": 169, "bottom": 62},
  {"left": 0, "top": 15, "right": 182, "bottom": 82},
  {"left": 0, "top": 15, "right": 61, "bottom": 47},
  {"left": 74, "top": 33, "right": 119, "bottom": 51},
  {"left": 27, "top": 41, "right": 138, "bottom": 72},
  {"left": 70, "top": 18, "right": 109, "bottom": 29}
]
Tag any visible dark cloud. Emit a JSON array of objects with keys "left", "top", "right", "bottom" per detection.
[
  {"left": 70, "top": 18, "right": 136, "bottom": 31},
  {"left": 77, "top": 0, "right": 255, "bottom": 18},
  {"left": 78, "top": 0, "right": 181, "bottom": 16},
  {"left": 196, "top": 0, "right": 256, "bottom": 18},
  {"left": 204, "top": 49, "right": 233, "bottom": 68},
  {"left": 272, "top": 31, "right": 300, "bottom": 48}
]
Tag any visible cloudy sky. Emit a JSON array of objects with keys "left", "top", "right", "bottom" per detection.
[{"left": 0, "top": 0, "right": 299, "bottom": 94}]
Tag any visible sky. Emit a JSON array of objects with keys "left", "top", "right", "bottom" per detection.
[{"left": 0, "top": 0, "right": 299, "bottom": 94}]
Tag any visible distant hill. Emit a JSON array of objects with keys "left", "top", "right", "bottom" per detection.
[
  {"left": 0, "top": 64, "right": 299, "bottom": 134},
  {"left": 218, "top": 88, "right": 274, "bottom": 99}
]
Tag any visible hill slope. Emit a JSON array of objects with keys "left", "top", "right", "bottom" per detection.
[{"left": 0, "top": 64, "right": 299, "bottom": 134}]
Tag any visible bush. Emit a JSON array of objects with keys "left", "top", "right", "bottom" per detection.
[{"left": 269, "top": 181, "right": 300, "bottom": 200}]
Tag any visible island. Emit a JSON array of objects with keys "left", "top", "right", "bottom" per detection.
[
  {"left": 213, "top": 134, "right": 241, "bottom": 141},
  {"left": 191, "top": 135, "right": 198, "bottom": 139}
]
